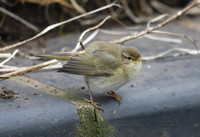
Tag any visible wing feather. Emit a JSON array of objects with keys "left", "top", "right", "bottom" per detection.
[{"left": 59, "top": 52, "right": 122, "bottom": 76}]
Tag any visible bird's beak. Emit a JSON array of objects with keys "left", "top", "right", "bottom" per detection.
[{"left": 137, "top": 57, "right": 146, "bottom": 62}]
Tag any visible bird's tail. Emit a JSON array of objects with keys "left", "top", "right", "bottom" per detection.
[{"left": 36, "top": 53, "right": 75, "bottom": 61}]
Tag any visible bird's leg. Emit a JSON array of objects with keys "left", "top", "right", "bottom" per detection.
[
  {"left": 84, "top": 82, "right": 103, "bottom": 110},
  {"left": 107, "top": 91, "right": 122, "bottom": 103}
]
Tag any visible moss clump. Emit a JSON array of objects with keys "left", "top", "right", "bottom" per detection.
[{"left": 77, "top": 107, "right": 114, "bottom": 137}]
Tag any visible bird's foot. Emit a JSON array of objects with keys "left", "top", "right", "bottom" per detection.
[
  {"left": 107, "top": 91, "right": 122, "bottom": 103},
  {"left": 84, "top": 98, "right": 103, "bottom": 110}
]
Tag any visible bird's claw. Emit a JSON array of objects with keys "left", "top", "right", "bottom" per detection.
[
  {"left": 84, "top": 98, "right": 103, "bottom": 110},
  {"left": 107, "top": 91, "right": 122, "bottom": 103}
]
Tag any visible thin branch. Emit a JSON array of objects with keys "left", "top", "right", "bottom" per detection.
[
  {"left": 147, "top": 14, "right": 168, "bottom": 29},
  {"left": 72, "top": 15, "right": 142, "bottom": 53},
  {"left": 0, "top": 2, "right": 121, "bottom": 53},
  {"left": 80, "top": 15, "right": 108, "bottom": 25},
  {"left": 143, "top": 48, "right": 200, "bottom": 60},
  {"left": 0, "top": 65, "right": 24, "bottom": 73},
  {"left": 64, "top": 30, "right": 99, "bottom": 53},
  {"left": 96, "top": 28, "right": 181, "bottom": 44},
  {"left": 153, "top": 30, "right": 199, "bottom": 51},
  {"left": 78, "top": 30, "right": 100, "bottom": 50},
  {"left": 0, "top": 59, "right": 58, "bottom": 81},
  {"left": 110, "top": 0, "right": 199, "bottom": 44},
  {"left": 73, "top": 16, "right": 112, "bottom": 52},
  {"left": 0, "top": 49, "right": 19, "bottom": 66},
  {"left": 0, "top": 62, "right": 62, "bottom": 73},
  {"left": 0, "top": 53, "right": 11, "bottom": 59},
  {"left": 144, "top": 34, "right": 182, "bottom": 44},
  {"left": 0, "top": 7, "right": 39, "bottom": 32},
  {"left": 70, "top": 0, "right": 86, "bottom": 14}
]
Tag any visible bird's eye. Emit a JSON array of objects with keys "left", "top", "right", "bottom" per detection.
[{"left": 127, "top": 57, "right": 132, "bottom": 60}]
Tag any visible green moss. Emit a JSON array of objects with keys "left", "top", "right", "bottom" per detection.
[
  {"left": 76, "top": 107, "right": 114, "bottom": 137},
  {"left": 62, "top": 92, "right": 114, "bottom": 137}
]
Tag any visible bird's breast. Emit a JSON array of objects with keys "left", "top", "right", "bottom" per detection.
[
  {"left": 126, "top": 61, "right": 142, "bottom": 81},
  {"left": 85, "top": 62, "right": 142, "bottom": 94},
  {"left": 86, "top": 74, "right": 127, "bottom": 94}
]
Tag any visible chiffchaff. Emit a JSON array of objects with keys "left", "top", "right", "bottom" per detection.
[{"left": 37, "top": 41, "right": 143, "bottom": 109}]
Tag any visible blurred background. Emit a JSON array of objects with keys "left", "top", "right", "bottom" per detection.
[{"left": 0, "top": 0, "right": 195, "bottom": 43}]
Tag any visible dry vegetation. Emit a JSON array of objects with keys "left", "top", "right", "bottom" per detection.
[{"left": 0, "top": 0, "right": 200, "bottom": 80}]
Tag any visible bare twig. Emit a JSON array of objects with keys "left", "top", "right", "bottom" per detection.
[
  {"left": 147, "top": 14, "right": 168, "bottom": 29},
  {"left": 96, "top": 28, "right": 181, "bottom": 44},
  {"left": 143, "top": 48, "right": 200, "bottom": 60},
  {"left": 0, "top": 2, "right": 121, "bottom": 53},
  {"left": 111, "top": 0, "right": 199, "bottom": 44},
  {"left": 0, "top": 62, "right": 62, "bottom": 73},
  {"left": 79, "top": 30, "right": 100, "bottom": 49},
  {"left": 73, "top": 16, "right": 112, "bottom": 52},
  {"left": 0, "top": 7, "right": 39, "bottom": 32},
  {"left": 73, "top": 15, "right": 143, "bottom": 52},
  {"left": 0, "top": 59, "right": 58, "bottom": 81},
  {"left": 80, "top": 15, "right": 108, "bottom": 25},
  {"left": 0, "top": 53, "right": 11, "bottom": 59},
  {"left": 0, "top": 65, "right": 25, "bottom": 73},
  {"left": 70, "top": 0, "right": 86, "bottom": 14},
  {"left": 144, "top": 34, "right": 182, "bottom": 44},
  {"left": 0, "top": 49, "right": 19, "bottom": 66},
  {"left": 152, "top": 30, "right": 199, "bottom": 51}
]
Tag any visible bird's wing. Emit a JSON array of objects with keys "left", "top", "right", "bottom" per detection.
[{"left": 59, "top": 52, "right": 122, "bottom": 76}]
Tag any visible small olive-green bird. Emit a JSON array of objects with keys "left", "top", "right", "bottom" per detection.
[{"left": 37, "top": 41, "right": 143, "bottom": 109}]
